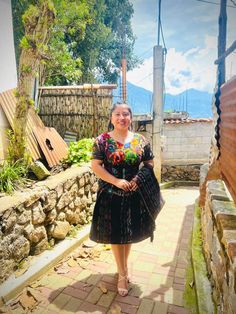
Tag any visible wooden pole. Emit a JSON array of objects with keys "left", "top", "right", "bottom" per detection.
[{"left": 121, "top": 58, "right": 127, "bottom": 103}]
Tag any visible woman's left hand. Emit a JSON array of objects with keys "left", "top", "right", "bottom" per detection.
[{"left": 129, "top": 180, "right": 138, "bottom": 191}]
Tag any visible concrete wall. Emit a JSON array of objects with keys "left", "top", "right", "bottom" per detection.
[
  {"left": 162, "top": 122, "right": 213, "bottom": 164},
  {"left": 135, "top": 120, "right": 213, "bottom": 165},
  {"left": 0, "top": 106, "right": 10, "bottom": 162}
]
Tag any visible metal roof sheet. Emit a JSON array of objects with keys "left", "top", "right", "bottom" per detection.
[
  {"left": 219, "top": 75, "right": 236, "bottom": 202},
  {"left": 164, "top": 118, "right": 213, "bottom": 124},
  {"left": 33, "top": 127, "right": 68, "bottom": 168},
  {"left": 0, "top": 89, "right": 42, "bottom": 160},
  {"left": 38, "top": 84, "right": 117, "bottom": 90},
  {"left": 0, "top": 89, "right": 68, "bottom": 167}
]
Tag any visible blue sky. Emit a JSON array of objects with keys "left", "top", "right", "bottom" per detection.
[{"left": 127, "top": 0, "right": 236, "bottom": 94}]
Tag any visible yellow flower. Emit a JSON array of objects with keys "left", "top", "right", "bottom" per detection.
[{"left": 131, "top": 138, "right": 138, "bottom": 146}]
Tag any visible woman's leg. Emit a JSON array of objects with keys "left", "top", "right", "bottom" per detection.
[
  {"left": 124, "top": 244, "right": 132, "bottom": 280},
  {"left": 111, "top": 244, "right": 128, "bottom": 295}
]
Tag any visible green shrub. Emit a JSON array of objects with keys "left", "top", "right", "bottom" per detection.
[
  {"left": 0, "top": 160, "right": 28, "bottom": 194},
  {"left": 64, "top": 138, "right": 94, "bottom": 165}
]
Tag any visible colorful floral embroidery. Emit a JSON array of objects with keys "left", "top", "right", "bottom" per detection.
[
  {"left": 108, "top": 150, "right": 125, "bottom": 165},
  {"left": 92, "top": 132, "right": 153, "bottom": 181},
  {"left": 96, "top": 133, "right": 143, "bottom": 166}
]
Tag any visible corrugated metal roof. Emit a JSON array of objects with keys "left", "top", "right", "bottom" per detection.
[
  {"left": 0, "top": 89, "right": 42, "bottom": 160},
  {"left": 38, "top": 84, "right": 117, "bottom": 90},
  {"left": 33, "top": 127, "right": 68, "bottom": 168},
  {"left": 219, "top": 76, "right": 236, "bottom": 202},
  {"left": 0, "top": 89, "right": 68, "bottom": 167},
  {"left": 164, "top": 118, "right": 213, "bottom": 124}
]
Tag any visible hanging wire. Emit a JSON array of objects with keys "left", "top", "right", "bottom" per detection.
[
  {"left": 195, "top": 0, "right": 236, "bottom": 8},
  {"left": 160, "top": 20, "right": 167, "bottom": 51},
  {"left": 138, "top": 47, "right": 153, "bottom": 59},
  {"left": 133, "top": 72, "right": 153, "bottom": 85}
]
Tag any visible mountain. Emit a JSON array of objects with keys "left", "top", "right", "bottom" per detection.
[
  {"left": 113, "top": 81, "right": 153, "bottom": 114},
  {"left": 113, "top": 81, "right": 213, "bottom": 118},
  {"left": 164, "top": 88, "right": 213, "bottom": 118}
]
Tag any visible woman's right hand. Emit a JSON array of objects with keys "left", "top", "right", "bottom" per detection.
[{"left": 114, "top": 179, "right": 131, "bottom": 191}]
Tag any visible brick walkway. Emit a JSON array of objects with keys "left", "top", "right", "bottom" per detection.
[{"left": 7, "top": 187, "right": 199, "bottom": 314}]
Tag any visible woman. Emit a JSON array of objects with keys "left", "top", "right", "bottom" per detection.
[{"left": 90, "top": 103, "right": 155, "bottom": 297}]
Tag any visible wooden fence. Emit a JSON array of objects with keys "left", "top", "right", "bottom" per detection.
[{"left": 38, "top": 84, "right": 116, "bottom": 140}]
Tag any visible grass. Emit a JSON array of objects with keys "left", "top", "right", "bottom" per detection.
[
  {"left": 183, "top": 229, "right": 198, "bottom": 313},
  {"left": 191, "top": 201, "right": 216, "bottom": 314},
  {"left": 0, "top": 160, "right": 28, "bottom": 193}
]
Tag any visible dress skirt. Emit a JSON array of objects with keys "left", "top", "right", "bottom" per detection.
[{"left": 89, "top": 188, "right": 155, "bottom": 244}]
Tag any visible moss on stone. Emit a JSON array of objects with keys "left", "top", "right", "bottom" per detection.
[
  {"left": 192, "top": 201, "right": 216, "bottom": 314},
  {"left": 183, "top": 233, "right": 198, "bottom": 313},
  {"left": 160, "top": 181, "right": 199, "bottom": 190}
]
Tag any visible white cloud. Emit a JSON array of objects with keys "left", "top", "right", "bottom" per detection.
[
  {"left": 127, "top": 35, "right": 219, "bottom": 95},
  {"left": 183, "top": 47, "right": 200, "bottom": 58},
  {"left": 127, "top": 57, "right": 153, "bottom": 91}
]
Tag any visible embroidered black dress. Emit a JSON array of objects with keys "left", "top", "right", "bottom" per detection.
[{"left": 89, "top": 132, "right": 155, "bottom": 244}]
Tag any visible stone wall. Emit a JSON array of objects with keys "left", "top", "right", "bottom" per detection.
[
  {"left": 161, "top": 164, "right": 200, "bottom": 182},
  {"left": 0, "top": 165, "right": 97, "bottom": 284},
  {"left": 200, "top": 177, "right": 236, "bottom": 313}
]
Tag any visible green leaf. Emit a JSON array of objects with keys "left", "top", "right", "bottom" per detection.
[{"left": 64, "top": 138, "right": 94, "bottom": 165}]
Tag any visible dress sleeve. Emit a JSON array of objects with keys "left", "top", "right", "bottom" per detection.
[
  {"left": 142, "top": 138, "right": 154, "bottom": 161},
  {"left": 92, "top": 136, "right": 105, "bottom": 160}
]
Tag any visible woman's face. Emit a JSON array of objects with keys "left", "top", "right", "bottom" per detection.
[{"left": 111, "top": 105, "right": 132, "bottom": 131}]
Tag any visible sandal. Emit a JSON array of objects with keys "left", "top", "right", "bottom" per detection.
[
  {"left": 125, "top": 267, "right": 131, "bottom": 283},
  {"left": 117, "top": 274, "right": 128, "bottom": 297}
]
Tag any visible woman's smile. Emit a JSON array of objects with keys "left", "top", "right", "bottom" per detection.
[{"left": 111, "top": 106, "right": 131, "bottom": 130}]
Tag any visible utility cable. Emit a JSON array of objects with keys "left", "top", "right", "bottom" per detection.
[
  {"left": 230, "top": 0, "right": 236, "bottom": 6},
  {"left": 138, "top": 47, "right": 153, "bottom": 59},
  {"left": 160, "top": 20, "right": 167, "bottom": 51},
  {"left": 133, "top": 72, "right": 153, "bottom": 85},
  {"left": 195, "top": 0, "right": 236, "bottom": 8}
]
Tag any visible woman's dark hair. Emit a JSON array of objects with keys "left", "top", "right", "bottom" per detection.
[{"left": 108, "top": 102, "right": 133, "bottom": 131}]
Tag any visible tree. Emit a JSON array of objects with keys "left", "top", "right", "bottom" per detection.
[
  {"left": 11, "top": 0, "right": 31, "bottom": 68},
  {"left": 11, "top": 0, "right": 139, "bottom": 86},
  {"left": 99, "top": 0, "right": 139, "bottom": 83},
  {"left": 11, "top": 0, "right": 56, "bottom": 161},
  {"left": 70, "top": 0, "right": 139, "bottom": 84},
  {"left": 43, "top": 0, "right": 139, "bottom": 85},
  {"left": 12, "top": 0, "right": 92, "bottom": 86},
  {"left": 41, "top": 0, "right": 91, "bottom": 85}
]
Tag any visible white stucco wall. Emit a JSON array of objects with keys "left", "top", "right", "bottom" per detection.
[
  {"left": 0, "top": 0, "right": 17, "bottom": 93},
  {"left": 0, "top": 106, "right": 10, "bottom": 161},
  {"left": 0, "top": 0, "right": 16, "bottom": 161}
]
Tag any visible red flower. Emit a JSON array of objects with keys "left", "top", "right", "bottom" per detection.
[
  {"left": 109, "top": 150, "right": 125, "bottom": 165},
  {"left": 116, "top": 142, "right": 123, "bottom": 149}
]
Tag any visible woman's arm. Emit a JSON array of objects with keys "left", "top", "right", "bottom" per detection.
[
  {"left": 91, "top": 159, "right": 131, "bottom": 191},
  {"left": 143, "top": 159, "right": 154, "bottom": 168},
  {"left": 129, "top": 159, "right": 154, "bottom": 191}
]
